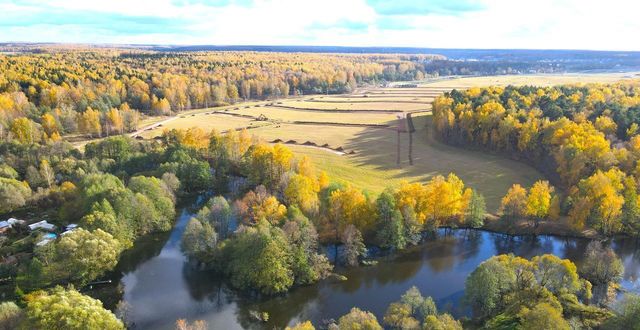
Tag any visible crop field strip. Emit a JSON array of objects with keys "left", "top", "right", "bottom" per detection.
[{"left": 137, "top": 82, "right": 550, "bottom": 210}]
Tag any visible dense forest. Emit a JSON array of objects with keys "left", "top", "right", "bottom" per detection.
[
  {"left": 433, "top": 81, "right": 640, "bottom": 236},
  {"left": 0, "top": 49, "right": 442, "bottom": 142}
]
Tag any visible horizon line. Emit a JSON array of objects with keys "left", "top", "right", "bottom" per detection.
[{"left": 1, "top": 42, "right": 640, "bottom": 53}]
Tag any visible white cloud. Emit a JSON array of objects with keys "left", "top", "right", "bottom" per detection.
[{"left": 1, "top": 0, "right": 639, "bottom": 50}]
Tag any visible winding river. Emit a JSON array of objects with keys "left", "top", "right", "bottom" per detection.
[{"left": 93, "top": 201, "right": 640, "bottom": 329}]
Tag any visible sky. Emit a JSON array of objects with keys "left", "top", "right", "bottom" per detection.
[{"left": 0, "top": 0, "right": 639, "bottom": 51}]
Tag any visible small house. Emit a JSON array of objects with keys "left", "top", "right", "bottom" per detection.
[
  {"left": 0, "top": 221, "right": 10, "bottom": 234},
  {"left": 28, "top": 220, "right": 56, "bottom": 232},
  {"left": 61, "top": 224, "right": 79, "bottom": 236},
  {"left": 65, "top": 224, "right": 78, "bottom": 231},
  {"left": 7, "top": 218, "right": 25, "bottom": 226}
]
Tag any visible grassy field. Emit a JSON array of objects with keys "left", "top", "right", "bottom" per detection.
[
  {"left": 283, "top": 100, "right": 430, "bottom": 111},
  {"left": 231, "top": 106, "right": 400, "bottom": 125},
  {"left": 310, "top": 96, "right": 434, "bottom": 103},
  {"left": 125, "top": 73, "right": 637, "bottom": 210},
  {"left": 423, "top": 72, "right": 640, "bottom": 88},
  {"left": 271, "top": 114, "right": 542, "bottom": 211},
  {"left": 139, "top": 114, "right": 268, "bottom": 138}
]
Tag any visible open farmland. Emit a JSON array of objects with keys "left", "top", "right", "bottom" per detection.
[
  {"left": 137, "top": 76, "right": 607, "bottom": 210},
  {"left": 281, "top": 99, "right": 430, "bottom": 111},
  {"left": 422, "top": 72, "right": 640, "bottom": 87},
  {"left": 135, "top": 73, "right": 639, "bottom": 210}
]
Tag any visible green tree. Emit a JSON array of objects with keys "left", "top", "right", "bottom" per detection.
[
  {"left": 341, "top": 224, "right": 365, "bottom": 266},
  {"left": 465, "top": 189, "right": 486, "bottom": 228},
  {"left": 35, "top": 229, "right": 122, "bottom": 286},
  {"left": 177, "top": 160, "right": 212, "bottom": 193},
  {"left": 222, "top": 221, "right": 293, "bottom": 295},
  {"left": 24, "top": 286, "right": 124, "bottom": 329},
  {"left": 464, "top": 256, "right": 515, "bottom": 319},
  {"left": 0, "top": 177, "right": 31, "bottom": 214},
  {"left": 0, "top": 164, "right": 18, "bottom": 179},
  {"left": 518, "top": 303, "right": 570, "bottom": 330},
  {"left": 0, "top": 302, "right": 23, "bottom": 330},
  {"left": 375, "top": 190, "right": 406, "bottom": 250},
  {"left": 208, "top": 196, "right": 232, "bottom": 239},
  {"left": 383, "top": 302, "right": 419, "bottom": 329},
  {"left": 400, "top": 286, "right": 437, "bottom": 320},
  {"left": 283, "top": 207, "right": 332, "bottom": 285},
  {"left": 128, "top": 176, "right": 176, "bottom": 231},
  {"left": 621, "top": 176, "right": 640, "bottom": 236},
  {"left": 603, "top": 294, "right": 640, "bottom": 330},
  {"left": 337, "top": 307, "right": 382, "bottom": 330},
  {"left": 181, "top": 218, "right": 217, "bottom": 259},
  {"left": 423, "top": 314, "right": 462, "bottom": 330},
  {"left": 85, "top": 136, "right": 133, "bottom": 162},
  {"left": 81, "top": 199, "right": 134, "bottom": 247}
]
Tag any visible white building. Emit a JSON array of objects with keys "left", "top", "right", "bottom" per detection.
[{"left": 28, "top": 220, "right": 56, "bottom": 232}]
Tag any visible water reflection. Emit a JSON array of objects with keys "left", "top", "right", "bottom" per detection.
[{"left": 98, "top": 205, "right": 640, "bottom": 329}]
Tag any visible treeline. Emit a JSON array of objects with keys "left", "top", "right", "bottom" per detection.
[
  {"left": 433, "top": 81, "right": 640, "bottom": 235},
  {"left": 285, "top": 244, "right": 638, "bottom": 330},
  {"left": 154, "top": 127, "right": 488, "bottom": 294}
]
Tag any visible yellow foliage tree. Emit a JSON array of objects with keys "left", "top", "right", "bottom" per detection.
[
  {"left": 499, "top": 184, "right": 528, "bottom": 219},
  {"left": 78, "top": 107, "right": 102, "bottom": 138},
  {"left": 526, "top": 180, "right": 555, "bottom": 219},
  {"left": 10, "top": 117, "right": 41, "bottom": 144}
]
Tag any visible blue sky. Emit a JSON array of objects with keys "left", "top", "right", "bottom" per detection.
[{"left": 1, "top": 0, "right": 638, "bottom": 50}]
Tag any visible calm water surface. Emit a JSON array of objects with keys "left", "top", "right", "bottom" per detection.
[{"left": 97, "top": 204, "right": 640, "bottom": 329}]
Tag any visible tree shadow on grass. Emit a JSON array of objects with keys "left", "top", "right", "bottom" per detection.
[{"left": 340, "top": 114, "right": 544, "bottom": 211}]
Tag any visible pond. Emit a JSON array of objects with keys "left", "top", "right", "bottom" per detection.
[{"left": 95, "top": 202, "right": 640, "bottom": 329}]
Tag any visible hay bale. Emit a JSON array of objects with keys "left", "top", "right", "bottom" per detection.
[
  {"left": 302, "top": 141, "right": 317, "bottom": 146},
  {"left": 272, "top": 139, "right": 283, "bottom": 143},
  {"left": 335, "top": 146, "right": 344, "bottom": 152},
  {"left": 285, "top": 140, "right": 297, "bottom": 144}
]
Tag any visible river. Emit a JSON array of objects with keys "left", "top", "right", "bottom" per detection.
[{"left": 94, "top": 202, "right": 640, "bottom": 329}]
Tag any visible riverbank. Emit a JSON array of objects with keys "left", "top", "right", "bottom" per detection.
[
  {"left": 481, "top": 214, "right": 600, "bottom": 239},
  {"left": 103, "top": 221, "right": 640, "bottom": 329}
]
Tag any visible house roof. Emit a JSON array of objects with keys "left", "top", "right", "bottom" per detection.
[
  {"left": 7, "top": 218, "right": 25, "bottom": 225},
  {"left": 28, "top": 220, "right": 56, "bottom": 231}
]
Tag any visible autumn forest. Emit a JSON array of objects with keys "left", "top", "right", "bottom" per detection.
[{"left": 0, "top": 41, "right": 640, "bottom": 330}]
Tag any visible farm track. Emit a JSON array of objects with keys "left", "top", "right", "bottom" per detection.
[
  {"left": 272, "top": 104, "right": 405, "bottom": 113},
  {"left": 303, "top": 99, "right": 430, "bottom": 104}
]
